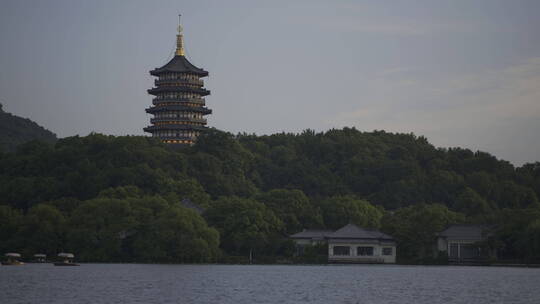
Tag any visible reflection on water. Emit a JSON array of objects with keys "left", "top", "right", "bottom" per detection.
[{"left": 1, "top": 264, "right": 539, "bottom": 304}]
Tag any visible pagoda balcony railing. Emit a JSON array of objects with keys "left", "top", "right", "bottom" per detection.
[
  {"left": 145, "top": 106, "right": 212, "bottom": 115},
  {"left": 155, "top": 78, "right": 204, "bottom": 86},
  {"left": 152, "top": 97, "right": 205, "bottom": 105},
  {"left": 150, "top": 117, "right": 207, "bottom": 124},
  {"left": 152, "top": 135, "right": 197, "bottom": 140},
  {"left": 147, "top": 86, "right": 210, "bottom": 96}
]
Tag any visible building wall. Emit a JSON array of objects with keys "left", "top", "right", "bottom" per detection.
[
  {"left": 328, "top": 242, "right": 396, "bottom": 264},
  {"left": 292, "top": 238, "right": 327, "bottom": 246},
  {"left": 436, "top": 237, "right": 483, "bottom": 260}
]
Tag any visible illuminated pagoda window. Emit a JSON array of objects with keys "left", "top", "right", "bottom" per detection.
[{"left": 144, "top": 15, "right": 211, "bottom": 145}]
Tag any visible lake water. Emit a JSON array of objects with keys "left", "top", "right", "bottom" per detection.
[{"left": 1, "top": 264, "right": 539, "bottom": 304}]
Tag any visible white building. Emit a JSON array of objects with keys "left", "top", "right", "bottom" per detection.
[
  {"left": 290, "top": 224, "right": 397, "bottom": 264},
  {"left": 327, "top": 224, "right": 396, "bottom": 264}
]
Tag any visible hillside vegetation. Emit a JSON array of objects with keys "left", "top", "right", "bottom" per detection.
[
  {"left": 1, "top": 128, "right": 539, "bottom": 263},
  {"left": 0, "top": 104, "right": 57, "bottom": 152}
]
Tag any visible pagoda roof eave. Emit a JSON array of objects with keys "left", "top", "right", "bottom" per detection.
[{"left": 150, "top": 55, "right": 209, "bottom": 77}]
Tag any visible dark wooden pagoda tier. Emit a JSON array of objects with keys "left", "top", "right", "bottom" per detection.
[
  {"left": 145, "top": 105, "right": 211, "bottom": 115},
  {"left": 147, "top": 85, "right": 210, "bottom": 96},
  {"left": 144, "top": 19, "right": 211, "bottom": 146}
]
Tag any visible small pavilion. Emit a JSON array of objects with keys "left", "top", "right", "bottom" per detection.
[{"left": 436, "top": 224, "right": 492, "bottom": 261}]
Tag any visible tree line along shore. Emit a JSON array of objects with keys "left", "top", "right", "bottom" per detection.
[{"left": 0, "top": 128, "right": 539, "bottom": 264}]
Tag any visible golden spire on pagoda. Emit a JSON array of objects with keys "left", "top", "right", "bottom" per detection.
[{"left": 176, "top": 14, "right": 185, "bottom": 56}]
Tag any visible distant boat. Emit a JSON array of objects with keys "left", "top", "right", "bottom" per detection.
[
  {"left": 54, "top": 253, "right": 79, "bottom": 266},
  {"left": 33, "top": 253, "right": 47, "bottom": 263},
  {"left": 1, "top": 253, "right": 24, "bottom": 265}
]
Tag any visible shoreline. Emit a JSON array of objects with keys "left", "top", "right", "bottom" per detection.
[{"left": 7, "top": 261, "right": 540, "bottom": 268}]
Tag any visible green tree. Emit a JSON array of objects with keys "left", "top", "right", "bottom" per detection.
[
  {"left": 429, "top": 170, "right": 465, "bottom": 204},
  {"left": 130, "top": 206, "right": 219, "bottom": 263},
  {"left": 66, "top": 198, "right": 136, "bottom": 261},
  {"left": 205, "top": 196, "right": 284, "bottom": 256},
  {"left": 522, "top": 219, "right": 540, "bottom": 261},
  {"left": 123, "top": 195, "right": 220, "bottom": 262},
  {"left": 257, "top": 189, "right": 323, "bottom": 233},
  {"left": 0, "top": 205, "right": 23, "bottom": 253},
  {"left": 98, "top": 185, "right": 144, "bottom": 199},
  {"left": 43, "top": 197, "right": 82, "bottom": 215},
  {"left": 1, "top": 129, "right": 540, "bottom": 262},
  {"left": 16, "top": 204, "right": 66, "bottom": 256},
  {"left": 495, "top": 207, "right": 540, "bottom": 261},
  {"left": 453, "top": 187, "right": 492, "bottom": 216},
  {"left": 318, "top": 195, "right": 383, "bottom": 229},
  {"left": 381, "top": 203, "right": 465, "bottom": 261},
  {"left": 162, "top": 178, "right": 211, "bottom": 208},
  {"left": 496, "top": 181, "right": 539, "bottom": 209}
]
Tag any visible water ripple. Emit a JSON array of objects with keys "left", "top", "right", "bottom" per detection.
[{"left": 1, "top": 264, "right": 539, "bottom": 304}]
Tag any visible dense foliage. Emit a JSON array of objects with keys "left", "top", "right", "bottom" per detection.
[
  {"left": 0, "top": 104, "right": 57, "bottom": 152},
  {"left": 0, "top": 128, "right": 539, "bottom": 263}
]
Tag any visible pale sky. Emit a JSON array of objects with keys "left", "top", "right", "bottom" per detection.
[{"left": 0, "top": 0, "right": 539, "bottom": 165}]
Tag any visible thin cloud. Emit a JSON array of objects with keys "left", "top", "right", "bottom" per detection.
[
  {"left": 291, "top": 8, "right": 506, "bottom": 37},
  {"left": 327, "top": 57, "right": 540, "bottom": 164}
]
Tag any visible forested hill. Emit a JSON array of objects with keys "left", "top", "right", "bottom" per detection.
[
  {"left": 1, "top": 128, "right": 539, "bottom": 263},
  {"left": 0, "top": 104, "right": 57, "bottom": 152}
]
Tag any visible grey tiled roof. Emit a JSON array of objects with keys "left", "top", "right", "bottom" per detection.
[
  {"left": 328, "top": 224, "right": 394, "bottom": 240},
  {"left": 438, "top": 224, "right": 487, "bottom": 241},
  {"left": 150, "top": 55, "right": 208, "bottom": 76},
  {"left": 290, "top": 229, "right": 334, "bottom": 239}
]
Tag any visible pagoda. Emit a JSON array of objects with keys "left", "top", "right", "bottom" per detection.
[{"left": 144, "top": 16, "right": 211, "bottom": 145}]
